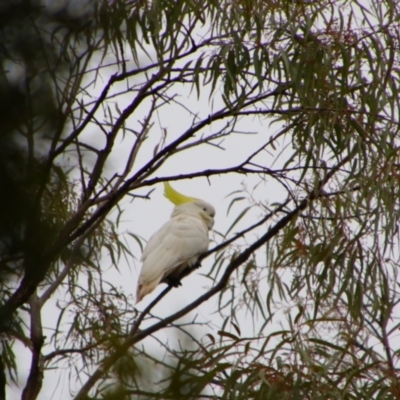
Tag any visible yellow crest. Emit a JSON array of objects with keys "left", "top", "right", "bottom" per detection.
[{"left": 164, "top": 182, "right": 197, "bottom": 205}]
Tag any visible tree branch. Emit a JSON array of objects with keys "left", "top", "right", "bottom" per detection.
[
  {"left": 73, "top": 154, "right": 351, "bottom": 399},
  {"left": 21, "top": 292, "right": 44, "bottom": 400}
]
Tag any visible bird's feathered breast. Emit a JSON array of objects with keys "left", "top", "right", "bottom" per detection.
[{"left": 139, "top": 214, "right": 209, "bottom": 284}]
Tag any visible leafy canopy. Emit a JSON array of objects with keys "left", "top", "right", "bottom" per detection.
[{"left": 1, "top": 0, "right": 400, "bottom": 399}]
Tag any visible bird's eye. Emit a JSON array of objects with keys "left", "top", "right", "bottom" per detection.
[{"left": 203, "top": 207, "right": 207, "bottom": 211}]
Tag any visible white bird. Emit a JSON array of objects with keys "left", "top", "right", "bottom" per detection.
[{"left": 136, "top": 182, "right": 215, "bottom": 303}]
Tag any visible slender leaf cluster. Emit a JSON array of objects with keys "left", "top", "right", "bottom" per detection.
[{"left": 0, "top": 0, "right": 400, "bottom": 399}]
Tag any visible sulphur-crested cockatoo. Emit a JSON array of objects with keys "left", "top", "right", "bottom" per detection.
[{"left": 136, "top": 182, "right": 215, "bottom": 303}]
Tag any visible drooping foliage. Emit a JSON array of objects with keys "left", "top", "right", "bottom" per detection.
[{"left": 1, "top": 0, "right": 400, "bottom": 399}]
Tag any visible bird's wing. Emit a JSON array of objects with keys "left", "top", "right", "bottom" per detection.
[{"left": 139, "top": 215, "right": 209, "bottom": 286}]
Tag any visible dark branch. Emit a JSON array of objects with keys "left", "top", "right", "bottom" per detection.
[{"left": 73, "top": 153, "right": 351, "bottom": 400}]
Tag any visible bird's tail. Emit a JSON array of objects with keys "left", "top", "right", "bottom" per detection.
[{"left": 135, "top": 281, "right": 158, "bottom": 303}]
